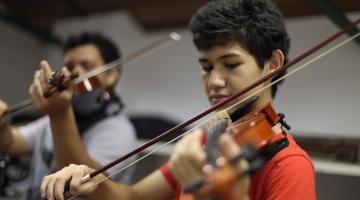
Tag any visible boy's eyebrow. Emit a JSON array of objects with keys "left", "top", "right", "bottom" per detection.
[
  {"left": 198, "top": 57, "right": 208, "bottom": 63},
  {"left": 198, "top": 52, "right": 242, "bottom": 63},
  {"left": 218, "top": 52, "right": 242, "bottom": 60}
]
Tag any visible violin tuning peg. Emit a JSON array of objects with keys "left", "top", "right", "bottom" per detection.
[{"left": 278, "top": 113, "right": 291, "bottom": 130}]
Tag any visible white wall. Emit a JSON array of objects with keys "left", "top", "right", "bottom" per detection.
[
  {"left": 275, "top": 14, "right": 360, "bottom": 137},
  {"left": 0, "top": 21, "right": 47, "bottom": 104},
  {"left": 1, "top": 10, "right": 359, "bottom": 137}
]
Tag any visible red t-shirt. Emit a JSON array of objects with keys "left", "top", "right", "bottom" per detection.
[{"left": 160, "top": 133, "right": 316, "bottom": 200}]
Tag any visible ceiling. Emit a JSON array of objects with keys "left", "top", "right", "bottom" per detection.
[{"left": 0, "top": 0, "right": 359, "bottom": 45}]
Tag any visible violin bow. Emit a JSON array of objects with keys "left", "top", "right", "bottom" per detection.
[{"left": 2, "top": 33, "right": 181, "bottom": 117}]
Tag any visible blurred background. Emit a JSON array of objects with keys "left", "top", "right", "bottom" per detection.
[{"left": 0, "top": 0, "right": 359, "bottom": 199}]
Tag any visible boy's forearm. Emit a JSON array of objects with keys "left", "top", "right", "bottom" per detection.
[
  {"left": 50, "top": 106, "right": 100, "bottom": 169},
  {"left": 89, "top": 179, "right": 135, "bottom": 200}
]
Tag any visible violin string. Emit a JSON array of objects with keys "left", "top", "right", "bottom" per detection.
[{"left": 67, "top": 32, "right": 360, "bottom": 199}]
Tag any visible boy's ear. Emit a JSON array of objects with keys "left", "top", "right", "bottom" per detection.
[{"left": 268, "top": 49, "right": 284, "bottom": 71}]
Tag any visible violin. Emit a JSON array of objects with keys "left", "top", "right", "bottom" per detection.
[
  {"left": 183, "top": 102, "right": 290, "bottom": 200},
  {"left": 2, "top": 32, "right": 181, "bottom": 117}
]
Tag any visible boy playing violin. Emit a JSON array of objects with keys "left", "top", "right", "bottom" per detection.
[
  {"left": 0, "top": 33, "right": 137, "bottom": 199},
  {"left": 39, "top": 0, "right": 316, "bottom": 199}
]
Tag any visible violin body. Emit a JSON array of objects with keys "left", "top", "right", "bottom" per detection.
[
  {"left": 74, "top": 77, "right": 102, "bottom": 94},
  {"left": 196, "top": 104, "right": 283, "bottom": 200},
  {"left": 231, "top": 103, "right": 279, "bottom": 148}
]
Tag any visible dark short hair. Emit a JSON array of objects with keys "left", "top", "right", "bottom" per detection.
[
  {"left": 189, "top": 0, "right": 290, "bottom": 97},
  {"left": 63, "top": 32, "right": 121, "bottom": 64}
]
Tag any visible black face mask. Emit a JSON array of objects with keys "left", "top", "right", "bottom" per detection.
[
  {"left": 71, "top": 88, "right": 109, "bottom": 119},
  {"left": 71, "top": 88, "right": 123, "bottom": 133}
]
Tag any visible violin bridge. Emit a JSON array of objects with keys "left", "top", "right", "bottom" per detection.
[{"left": 206, "top": 110, "right": 232, "bottom": 128}]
